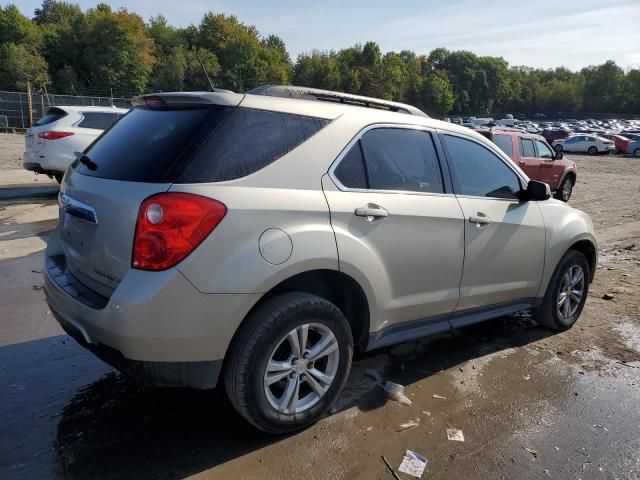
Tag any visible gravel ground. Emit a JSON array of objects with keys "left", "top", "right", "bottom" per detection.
[
  {"left": 0, "top": 151, "right": 639, "bottom": 480},
  {"left": 0, "top": 133, "right": 25, "bottom": 170}
]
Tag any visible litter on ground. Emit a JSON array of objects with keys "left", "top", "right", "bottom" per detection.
[
  {"left": 385, "top": 381, "right": 412, "bottom": 406},
  {"left": 446, "top": 428, "right": 465, "bottom": 442},
  {"left": 398, "top": 450, "right": 428, "bottom": 478}
]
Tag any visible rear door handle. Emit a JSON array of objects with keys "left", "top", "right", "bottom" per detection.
[
  {"left": 355, "top": 204, "right": 388, "bottom": 220},
  {"left": 469, "top": 213, "right": 492, "bottom": 225}
]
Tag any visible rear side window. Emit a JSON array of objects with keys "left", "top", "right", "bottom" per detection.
[
  {"left": 360, "top": 128, "right": 444, "bottom": 193},
  {"left": 78, "top": 112, "right": 122, "bottom": 130},
  {"left": 442, "top": 134, "right": 521, "bottom": 199},
  {"left": 177, "top": 108, "right": 328, "bottom": 182},
  {"left": 519, "top": 138, "right": 536, "bottom": 157},
  {"left": 334, "top": 142, "right": 367, "bottom": 189},
  {"left": 35, "top": 108, "right": 67, "bottom": 126},
  {"left": 75, "top": 106, "right": 327, "bottom": 183},
  {"left": 493, "top": 134, "right": 513, "bottom": 158}
]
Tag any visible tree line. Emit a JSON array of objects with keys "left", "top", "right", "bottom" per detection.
[{"left": 1, "top": 1, "right": 638, "bottom": 116}]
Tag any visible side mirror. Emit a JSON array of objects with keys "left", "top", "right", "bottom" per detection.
[
  {"left": 521, "top": 180, "right": 551, "bottom": 201},
  {"left": 554, "top": 151, "right": 563, "bottom": 160}
]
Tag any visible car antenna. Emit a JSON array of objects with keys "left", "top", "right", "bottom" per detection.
[{"left": 196, "top": 52, "right": 215, "bottom": 92}]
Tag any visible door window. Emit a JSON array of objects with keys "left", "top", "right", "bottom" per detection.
[
  {"left": 519, "top": 138, "right": 536, "bottom": 157},
  {"left": 359, "top": 128, "right": 444, "bottom": 194},
  {"left": 443, "top": 134, "right": 522, "bottom": 200},
  {"left": 333, "top": 142, "right": 368, "bottom": 189},
  {"left": 535, "top": 140, "right": 554, "bottom": 159}
]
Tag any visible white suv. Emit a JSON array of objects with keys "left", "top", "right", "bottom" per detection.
[{"left": 24, "top": 106, "right": 128, "bottom": 182}]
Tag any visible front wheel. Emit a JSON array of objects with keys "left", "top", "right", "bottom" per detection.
[
  {"left": 225, "top": 292, "right": 353, "bottom": 434},
  {"left": 554, "top": 176, "right": 573, "bottom": 202},
  {"left": 588, "top": 146, "right": 598, "bottom": 155},
  {"left": 634, "top": 148, "right": 640, "bottom": 158},
  {"left": 533, "top": 250, "right": 589, "bottom": 331},
  {"left": 554, "top": 144, "right": 563, "bottom": 153}
]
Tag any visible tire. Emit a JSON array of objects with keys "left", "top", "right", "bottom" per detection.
[
  {"left": 554, "top": 144, "right": 563, "bottom": 153},
  {"left": 533, "top": 250, "right": 589, "bottom": 331},
  {"left": 224, "top": 292, "right": 353, "bottom": 434},
  {"left": 53, "top": 174, "right": 63, "bottom": 184},
  {"left": 554, "top": 176, "right": 573, "bottom": 202},
  {"left": 587, "top": 146, "right": 597, "bottom": 155},
  {"left": 634, "top": 148, "right": 640, "bottom": 158}
]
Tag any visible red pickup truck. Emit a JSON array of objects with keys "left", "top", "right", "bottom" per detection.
[{"left": 477, "top": 129, "right": 578, "bottom": 202}]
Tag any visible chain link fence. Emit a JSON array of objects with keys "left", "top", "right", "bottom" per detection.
[{"left": 0, "top": 91, "right": 131, "bottom": 131}]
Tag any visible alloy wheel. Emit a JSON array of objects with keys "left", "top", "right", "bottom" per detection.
[
  {"left": 557, "top": 265, "right": 585, "bottom": 321},
  {"left": 263, "top": 323, "right": 340, "bottom": 414}
]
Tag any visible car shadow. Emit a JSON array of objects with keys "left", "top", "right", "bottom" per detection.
[
  {"left": 53, "top": 314, "right": 554, "bottom": 478},
  {"left": 0, "top": 313, "right": 556, "bottom": 479}
]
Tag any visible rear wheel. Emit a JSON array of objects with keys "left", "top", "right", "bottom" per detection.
[
  {"left": 533, "top": 250, "right": 589, "bottom": 331},
  {"left": 554, "top": 176, "right": 573, "bottom": 202},
  {"left": 588, "top": 146, "right": 598, "bottom": 155},
  {"left": 634, "top": 148, "right": 640, "bottom": 158},
  {"left": 225, "top": 292, "right": 353, "bottom": 434},
  {"left": 554, "top": 144, "right": 563, "bottom": 153}
]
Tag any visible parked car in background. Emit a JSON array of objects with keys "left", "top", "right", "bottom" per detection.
[
  {"left": 23, "top": 106, "right": 128, "bottom": 182},
  {"left": 44, "top": 86, "right": 597, "bottom": 434},
  {"left": 552, "top": 134, "right": 614, "bottom": 155},
  {"left": 478, "top": 128, "right": 577, "bottom": 201},
  {"left": 612, "top": 135, "right": 631, "bottom": 154},
  {"left": 627, "top": 140, "right": 640, "bottom": 157},
  {"left": 542, "top": 128, "right": 572, "bottom": 145}
]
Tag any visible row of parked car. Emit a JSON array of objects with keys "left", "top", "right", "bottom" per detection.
[{"left": 456, "top": 116, "right": 640, "bottom": 157}]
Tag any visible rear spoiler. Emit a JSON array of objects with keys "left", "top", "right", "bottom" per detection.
[{"left": 132, "top": 91, "right": 244, "bottom": 108}]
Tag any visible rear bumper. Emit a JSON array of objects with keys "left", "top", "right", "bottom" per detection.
[
  {"left": 23, "top": 162, "right": 60, "bottom": 177},
  {"left": 44, "top": 237, "right": 260, "bottom": 388}
]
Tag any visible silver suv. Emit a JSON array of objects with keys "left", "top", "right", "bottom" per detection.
[{"left": 45, "top": 86, "right": 597, "bottom": 433}]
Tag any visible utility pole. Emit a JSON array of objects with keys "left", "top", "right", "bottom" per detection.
[{"left": 26, "top": 80, "right": 33, "bottom": 127}]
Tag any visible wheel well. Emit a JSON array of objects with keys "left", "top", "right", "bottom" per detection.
[
  {"left": 564, "top": 171, "right": 576, "bottom": 184},
  {"left": 251, "top": 270, "right": 370, "bottom": 351},
  {"left": 569, "top": 240, "right": 596, "bottom": 281}
]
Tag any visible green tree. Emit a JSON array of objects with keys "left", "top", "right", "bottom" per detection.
[
  {"left": 581, "top": 60, "right": 625, "bottom": 112},
  {"left": 293, "top": 51, "right": 341, "bottom": 90},
  {"left": 0, "top": 42, "right": 50, "bottom": 90},
  {"left": 77, "top": 4, "right": 155, "bottom": 95}
]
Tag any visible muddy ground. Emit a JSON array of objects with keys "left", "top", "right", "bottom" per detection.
[{"left": 0, "top": 135, "right": 639, "bottom": 479}]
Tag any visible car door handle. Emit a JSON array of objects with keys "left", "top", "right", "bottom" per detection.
[
  {"left": 355, "top": 205, "right": 388, "bottom": 220},
  {"left": 469, "top": 213, "right": 492, "bottom": 225}
]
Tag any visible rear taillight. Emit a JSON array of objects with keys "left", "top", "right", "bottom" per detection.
[
  {"left": 38, "top": 131, "right": 74, "bottom": 140},
  {"left": 132, "top": 193, "right": 227, "bottom": 271}
]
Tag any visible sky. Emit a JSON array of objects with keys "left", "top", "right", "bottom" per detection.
[{"left": 6, "top": 0, "right": 640, "bottom": 71}]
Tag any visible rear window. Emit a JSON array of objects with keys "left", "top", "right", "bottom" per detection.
[
  {"left": 75, "top": 106, "right": 328, "bottom": 183},
  {"left": 35, "top": 108, "right": 67, "bottom": 126},
  {"left": 78, "top": 111, "right": 122, "bottom": 130},
  {"left": 492, "top": 134, "right": 513, "bottom": 158}
]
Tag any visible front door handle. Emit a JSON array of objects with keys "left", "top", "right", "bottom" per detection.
[
  {"left": 355, "top": 204, "right": 388, "bottom": 220},
  {"left": 469, "top": 213, "right": 492, "bottom": 225}
]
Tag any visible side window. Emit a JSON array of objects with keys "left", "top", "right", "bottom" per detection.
[
  {"left": 360, "top": 128, "right": 444, "bottom": 193},
  {"left": 442, "top": 134, "right": 522, "bottom": 200},
  {"left": 78, "top": 112, "right": 119, "bottom": 130},
  {"left": 535, "top": 140, "right": 554, "bottom": 159},
  {"left": 334, "top": 142, "right": 367, "bottom": 189},
  {"left": 492, "top": 134, "right": 514, "bottom": 158},
  {"left": 519, "top": 138, "right": 536, "bottom": 157}
]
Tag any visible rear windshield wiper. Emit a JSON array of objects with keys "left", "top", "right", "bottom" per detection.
[{"left": 74, "top": 151, "right": 98, "bottom": 171}]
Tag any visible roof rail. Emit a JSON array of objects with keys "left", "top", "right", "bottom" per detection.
[{"left": 247, "top": 84, "right": 429, "bottom": 118}]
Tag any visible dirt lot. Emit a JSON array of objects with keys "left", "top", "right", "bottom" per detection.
[
  {"left": 0, "top": 137, "right": 639, "bottom": 479},
  {"left": 0, "top": 134, "right": 26, "bottom": 170}
]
